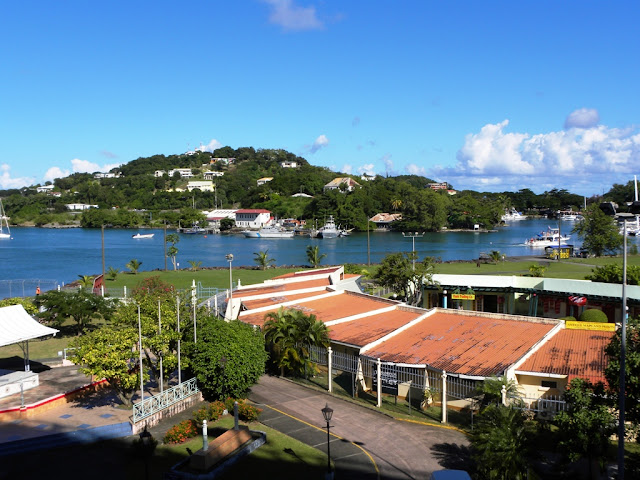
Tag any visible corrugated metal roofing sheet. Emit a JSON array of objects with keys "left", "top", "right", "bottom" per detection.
[
  {"left": 363, "top": 311, "right": 556, "bottom": 377},
  {"left": 516, "top": 328, "right": 615, "bottom": 384},
  {"left": 329, "top": 309, "right": 422, "bottom": 347}
]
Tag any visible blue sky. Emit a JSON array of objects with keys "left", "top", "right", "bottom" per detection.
[{"left": 2, "top": 1, "right": 639, "bottom": 196}]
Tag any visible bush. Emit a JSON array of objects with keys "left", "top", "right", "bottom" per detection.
[
  {"left": 561, "top": 316, "right": 576, "bottom": 322},
  {"left": 163, "top": 419, "right": 198, "bottom": 444},
  {"left": 579, "top": 309, "right": 608, "bottom": 323},
  {"left": 193, "top": 401, "right": 226, "bottom": 424},
  {"left": 222, "top": 398, "right": 262, "bottom": 422}
]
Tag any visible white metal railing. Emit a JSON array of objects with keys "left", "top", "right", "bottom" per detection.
[{"left": 132, "top": 377, "right": 199, "bottom": 423}]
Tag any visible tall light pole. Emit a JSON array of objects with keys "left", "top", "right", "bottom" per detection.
[
  {"left": 402, "top": 232, "right": 424, "bottom": 270},
  {"left": 321, "top": 403, "right": 334, "bottom": 478},
  {"left": 226, "top": 254, "right": 234, "bottom": 319},
  {"left": 619, "top": 219, "right": 628, "bottom": 479},
  {"left": 137, "top": 305, "right": 144, "bottom": 402}
]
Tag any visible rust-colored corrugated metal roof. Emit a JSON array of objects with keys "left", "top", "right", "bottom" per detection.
[
  {"left": 271, "top": 267, "right": 341, "bottom": 280},
  {"left": 241, "top": 291, "right": 328, "bottom": 310},
  {"left": 363, "top": 311, "right": 556, "bottom": 377},
  {"left": 329, "top": 309, "right": 422, "bottom": 347},
  {"left": 234, "top": 278, "right": 330, "bottom": 299},
  {"left": 516, "top": 328, "right": 615, "bottom": 384},
  {"left": 238, "top": 291, "right": 396, "bottom": 328}
]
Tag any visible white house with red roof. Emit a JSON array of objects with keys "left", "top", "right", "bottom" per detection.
[{"left": 234, "top": 209, "right": 271, "bottom": 228}]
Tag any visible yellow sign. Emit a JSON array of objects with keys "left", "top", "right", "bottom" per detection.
[
  {"left": 452, "top": 293, "right": 475, "bottom": 300},
  {"left": 565, "top": 321, "right": 615, "bottom": 332}
]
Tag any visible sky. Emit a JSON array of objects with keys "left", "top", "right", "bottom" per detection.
[{"left": 1, "top": 1, "right": 639, "bottom": 197}]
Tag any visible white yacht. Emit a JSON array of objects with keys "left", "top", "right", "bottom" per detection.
[{"left": 525, "top": 227, "right": 570, "bottom": 247}]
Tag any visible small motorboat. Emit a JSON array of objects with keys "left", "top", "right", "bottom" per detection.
[{"left": 132, "top": 233, "right": 154, "bottom": 239}]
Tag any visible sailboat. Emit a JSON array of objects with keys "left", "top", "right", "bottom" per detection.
[{"left": 0, "top": 199, "right": 11, "bottom": 239}]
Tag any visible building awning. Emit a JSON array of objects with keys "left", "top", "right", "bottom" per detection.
[{"left": 0, "top": 305, "right": 59, "bottom": 347}]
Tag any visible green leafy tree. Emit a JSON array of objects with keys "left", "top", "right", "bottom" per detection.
[
  {"left": 489, "top": 250, "right": 502, "bottom": 263},
  {"left": 188, "top": 318, "right": 267, "bottom": 400},
  {"left": 306, "top": 245, "right": 326, "bottom": 268},
  {"left": 219, "top": 217, "right": 235, "bottom": 231},
  {"left": 0, "top": 297, "right": 38, "bottom": 315},
  {"left": 373, "top": 252, "right": 436, "bottom": 306},
  {"left": 36, "top": 289, "right": 116, "bottom": 335},
  {"left": 166, "top": 233, "right": 180, "bottom": 270},
  {"left": 470, "top": 405, "right": 531, "bottom": 480},
  {"left": 605, "top": 316, "right": 640, "bottom": 441},
  {"left": 553, "top": 378, "right": 616, "bottom": 476},
  {"left": 126, "top": 259, "right": 142, "bottom": 274},
  {"left": 572, "top": 203, "right": 623, "bottom": 256},
  {"left": 586, "top": 263, "right": 640, "bottom": 285},
  {"left": 77, "top": 275, "right": 94, "bottom": 288},
  {"left": 69, "top": 326, "right": 143, "bottom": 407},
  {"left": 188, "top": 260, "right": 202, "bottom": 272},
  {"left": 263, "top": 307, "right": 329, "bottom": 377},
  {"left": 528, "top": 264, "right": 546, "bottom": 277},
  {"left": 474, "top": 375, "right": 523, "bottom": 409},
  {"left": 253, "top": 250, "right": 275, "bottom": 270},
  {"left": 113, "top": 277, "right": 181, "bottom": 391},
  {"left": 106, "top": 266, "right": 120, "bottom": 281}
]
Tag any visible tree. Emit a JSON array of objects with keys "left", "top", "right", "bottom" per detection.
[
  {"left": 77, "top": 275, "right": 94, "bottom": 288},
  {"left": 188, "top": 260, "right": 202, "bottom": 271},
  {"left": 253, "top": 250, "right": 275, "bottom": 270},
  {"left": 0, "top": 297, "right": 38, "bottom": 315},
  {"left": 36, "top": 289, "right": 116, "bottom": 335},
  {"left": 470, "top": 405, "right": 531, "bottom": 480},
  {"left": 263, "top": 307, "right": 329, "bottom": 377},
  {"left": 189, "top": 318, "right": 267, "bottom": 400},
  {"left": 528, "top": 264, "right": 546, "bottom": 277},
  {"left": 474, "top": 375, "right": 523, "bottom": 409},
  {"left": 113, "top": 277, "right": 181, "bottom": 391},
  {"left": 166, "top": 233, "right": 180, "bottom": 270},
  {"left": 572, "top": 203, "right": 622, "bottom": 256},
  {"left": 373, "top": 252, "right": 436, "bottom": 306},
  {"left": 553, "top": 378, "right": 615, "bottom": 476},
  {"left": 126, "top": 259, "right": 142, "bottom": 274},
  {"left": 219, "top": 217, "right": 234, "bottom": 231},
  {"left": 306, "top": 245, "right": 326, "bottom": 268},
  {"left": 69, "top": 326, "right": 143, "bottom": 407},
  {"left": 106, "top": 266, "right": 120, "bottom": 281},
  {"left": 605, "top": 316, "right": 640, "bottom": 441},
  {"left": 585, "top": 263, "right": 640, "bottom": 285}
]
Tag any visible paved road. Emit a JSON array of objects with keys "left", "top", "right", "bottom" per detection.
[{"left": 249, "top": 375, "right": 471, "bottom": 480}]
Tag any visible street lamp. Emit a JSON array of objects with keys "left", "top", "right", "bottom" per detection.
[
  {"left": 402, "top": 232, "right": 424, "bottom": 270},
  {"left": 225, "top": 254, "right": 234, "bottom": 319},
  {"left": 321, "top": 403, "right": 334, "bottom": 478},
  {"left": 139, "top": 426, "right": 155, "bottom": 480}
]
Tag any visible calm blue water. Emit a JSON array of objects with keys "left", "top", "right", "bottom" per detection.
[{"left": 0, "top": 219, "right": 592, "bottom": 296}]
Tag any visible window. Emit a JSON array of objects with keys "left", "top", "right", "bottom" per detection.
[{"left": 541, "top": 380, "right": 557, "bottom": 389}]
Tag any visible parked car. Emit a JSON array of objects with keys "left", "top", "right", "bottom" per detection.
[{"left": 429, "top": 470, "right": 472, "bottom": 480}]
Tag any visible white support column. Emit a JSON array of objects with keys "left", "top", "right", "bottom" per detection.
[
  {"left": 327, "top": 346, "right": 333, "bottom": 393},
  {"left": 441, "top": 370, "right": 447, "bottom": 424},
  {"left": 377, "top": 358, "right": 382, "bottom": 408}
]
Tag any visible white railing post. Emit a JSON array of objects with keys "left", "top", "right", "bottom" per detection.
[
  {"left": 124, "top": 286, "right": 127, "bottom": 299},
  {"left": 501, "top": 384, "right": 507, "bottom": 405},
  {"left": 327, "top": 346, "right": 333, "bottom": 393},
  {"left": 377, "top": 358, "right": 382, "bottom": 408},
  {"left": 441, "top": 370, "right": 447, "bottom": 423}
]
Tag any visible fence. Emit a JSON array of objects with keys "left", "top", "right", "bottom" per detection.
[
  {"left": 307, "top": 345, "right": 564, "bottom": 422},
  {"left": 132, "top": 377, "right": 199, "bottom": 423},
  {"left": 0, "top": 279, "right": 60, "bottom": 300}
]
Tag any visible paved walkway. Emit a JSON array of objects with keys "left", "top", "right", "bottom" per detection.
[{"left": 249, "top": 375, "right": 471, "bottom": 480}]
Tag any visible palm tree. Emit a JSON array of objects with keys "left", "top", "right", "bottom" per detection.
[
  {"left": 106, "top": 266, "right": 120, "bottom": 281},
  {"left": 306, "top": 245, "right": 326, "bottom": 268},
  {"left": 77, "top": 275, "right": 94, "bottom": 289},
  {"left": 188, "top": 260, "right": 202, "bottom": 272},
  {"left": 391, "top": 198, "right": 403, "bottom": 212},
  {"left": 253, "top": 250, "right": 275, "bottom": 270},
  {"left": 489, "top": 250, "right": 502, "bottom": 263},
  {"left": 126, "top": 259, "right": 142, "bottom": 274},
  {"left": 474, "top": 374, "right": 523, "bottom": 409}
]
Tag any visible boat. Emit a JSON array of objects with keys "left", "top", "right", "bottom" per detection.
[
  {"left": 0, "top": 199, "right": 11, "bottom": 239},
  {"left": 242, "top": 225, "right": 295, "bottom": 238},
  {"left": 317, "top": 216, "right": 339, "bottom": 238},
  {"left": 525, "top": 227, "right": 570, "bottom": 247},
  {"left": 501, "top": 208, "right": 527, "bottom": 222},
  {"left": 557, "top": 210, "right": 583, "bottom": 222},
  {"left": 132, "top": 233, "right": 154, "bottom": 239}
]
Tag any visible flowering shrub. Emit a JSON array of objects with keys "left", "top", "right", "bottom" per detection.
[
  {"left": 238, "top": 402, "right": 262, "bottom": 422},
  {"left": 163, "top": 419, "right": 198, "bottom": 444},
  {"left": 193, "top": 401, "right": 226, "bottom": 424}
]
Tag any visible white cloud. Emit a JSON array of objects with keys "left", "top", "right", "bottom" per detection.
[
  {"left": 0, "top": 164, "right": 35, "bottom": 189},
  {"left": 357, "top": 163, "right": 375, "bottom": 175},
  {"left": 564, "top": 108, "right": 600, "bottom": 129},
  {"left": 310, "top": 134, "right": 329, "bottom": 153},
  {"left": 44, "top": 166, "right": 70, "bottom": 183},
  {"left": 44, "top": 158, "right": 121, "bottom": 183},
  {"left": 196, "top": 139, "right": 222, "bottom": 153},
  {"left": 264, "top": 0, "right": 323, "bottom": 32},
  {"left": 341, "top": 164, "right": 353, "bottom": 174},
  {"left": 433, "top": 118, "right": 640, "bottom": 195},
  {"left": 405, "top": 163, "right": 426, "bottom": 176}
]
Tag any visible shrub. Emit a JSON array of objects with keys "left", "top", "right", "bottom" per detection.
[
  {"left": 163, "top": 419, "right": 198, "bottom": 444},
  {"left": 561, "top": 316, "right": 576, "bottom": 322},
  {"left": 579, "top": 308, "right": 608, "bottom": 323},
  {"left": 193, "top": 401, "right": 225, "bottom": 424},
  {"left": 222, "top": 398, "right": 262, "bottom": 422}
]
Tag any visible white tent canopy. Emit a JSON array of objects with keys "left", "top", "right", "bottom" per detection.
[{"left": 0, "top": 304, "right": 59, "bottom": 347}]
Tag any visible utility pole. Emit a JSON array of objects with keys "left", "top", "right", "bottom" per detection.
[{"left": 402, "top": 232, "right": 424, "bottom": 270}]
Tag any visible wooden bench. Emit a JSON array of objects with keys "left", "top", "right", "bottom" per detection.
[{"left": 189, "top": 427, "right": 252, "bottom": 471}]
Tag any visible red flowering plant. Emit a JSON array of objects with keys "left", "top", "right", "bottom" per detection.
[
  {"left": 223, "top": 398, "right": 262, "bottom": 422},
  {"left": 193, "top": 401, "right": 225, "bottom": 425},
  {"left": 163, "top": 419, "right": 198, "bottom": 444}
]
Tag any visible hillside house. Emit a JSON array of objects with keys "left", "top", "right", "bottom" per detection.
[
  {"left": 186, "top": 180, "right": 215, "bottom": 192},
  {"left": 257, "top": 177, "right": 273, "bottom": 187},
  {"left": 323, "top": 177, "right": 361, "bottom": 193},
  {"left": 234, "top": 209, "right": 271, "bottom": 228}
]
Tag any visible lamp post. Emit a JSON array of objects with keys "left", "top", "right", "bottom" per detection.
[
  {"left": 321, "top": 403, "right": 334, "bottom": 479},
  {"left": 402, "top": 232, "right": 424, "bottom": 270},
  {"left": 225, "top": 254, "right": 234, "bottom": 319},
  {"left": 139, "top": 426, "right": 154, "bottom": 480}
]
